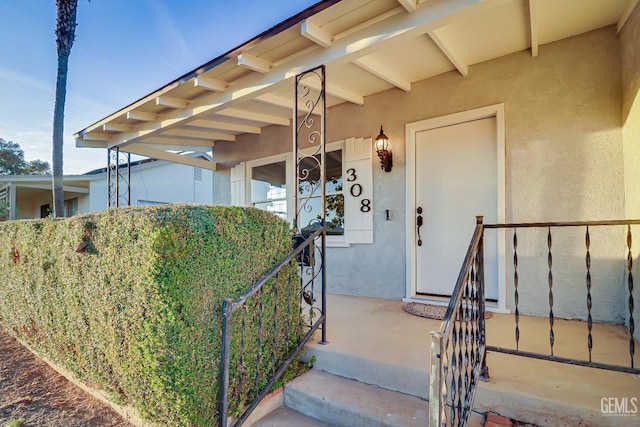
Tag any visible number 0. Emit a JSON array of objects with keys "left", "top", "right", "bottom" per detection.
[{"left": 350, "top": 183, "right": 362, "bottom": 198}]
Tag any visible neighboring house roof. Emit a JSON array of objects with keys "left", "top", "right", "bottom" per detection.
[
  {"left": 74, "top": 0, "right": 634, "bottom": 169},
  {"left": 0, "top": 152, "right": 213, "bottom": 191}
]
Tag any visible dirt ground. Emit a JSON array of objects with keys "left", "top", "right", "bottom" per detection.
[{"left": 0, "top": 325, "right": 130, "bottom": 427}]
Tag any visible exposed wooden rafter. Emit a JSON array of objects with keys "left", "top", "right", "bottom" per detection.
[
  {"left": 301, "top": 20, "right": 333, "bottom": 47},
  {"left": 353, "top": 57, "right": 411, "bottom": 91},
  {"left": 397, "top": 0, "right": 417, "bottom": 13},
  {"left": 122, "top": 144, "right": 217, "bottom": 171},
  {"left": 137, "top": 142, "right": 212, "bottom": 152},
  {"left": 256, "top": 93, "right": 312, "bottom": 112},
  {"left": 188, "top": 119, "right": 262, "bottom": 134},
  {"left": 156, "top": 96, "right": 188, "bottom": 109},
  {"left": 237, "top": 53, "right": 272, "bottom": 73},
  {"left": 126, "top": 111, "right": 158, "bottom": 122},
  {"left": 142, "top": 136, "right": 215, "bottom": 147},
  {"left": 428, "top": 29, "right": 468, "bottom": 76},
  {"left": 163, "top": 128, "right": 235, "bottom": 141},
  {"left": 529, "top": 0, "right": 539, "bottom": 57},
  {"left": 216, "top": 108, "right": 290, "bottom": 126},
  {"left": 194, "top": 76, "right": 227, "bottom": 92},
  {"left": 618, "top": 0, "right": 639, "bottom": 33},
  {"left": 304, "top": 79, "right": 365, "bottom": 105},
  {"left": 103, "top": 123, "right": 133, "bottom": 132}
]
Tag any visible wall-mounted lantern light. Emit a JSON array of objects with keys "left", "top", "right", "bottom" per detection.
[{"left": 375, "top": 126, "right": 393, "bottom": 172}]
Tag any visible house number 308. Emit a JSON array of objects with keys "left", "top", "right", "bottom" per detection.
[{"left": 346, "top": 168, "right": 371, "bottom": 213}]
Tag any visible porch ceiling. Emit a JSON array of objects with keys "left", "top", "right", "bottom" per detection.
[{"left": 74, "top": 0, "right": 635, "bottom": 170}]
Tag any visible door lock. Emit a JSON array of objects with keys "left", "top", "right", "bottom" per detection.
[{"left": 417, "top": 207, "right": 423, "bottom": 246}]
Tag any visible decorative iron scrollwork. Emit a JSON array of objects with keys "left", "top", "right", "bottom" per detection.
[{"left": 107, "top": 147, "right": 131, "bottom": 208}]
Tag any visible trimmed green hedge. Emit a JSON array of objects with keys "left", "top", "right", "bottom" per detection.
[{"left": 0, "top": 205, "right": 302, "bottom": 425}]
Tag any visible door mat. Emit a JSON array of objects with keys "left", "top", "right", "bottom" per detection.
[{"left": 402, "top": 302, "right": 493, "bottom": 320}]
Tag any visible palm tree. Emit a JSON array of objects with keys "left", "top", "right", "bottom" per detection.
[{"left": 52, "top": 0, "right": 79, "bottom": 217}]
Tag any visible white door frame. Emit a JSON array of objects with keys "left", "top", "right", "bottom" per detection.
[{"left": 404, "top": 103, "right": 507, "bottom": 312}]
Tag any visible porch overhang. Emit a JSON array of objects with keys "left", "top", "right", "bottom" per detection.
[{"left": 74, "top": 0, "right": 635, "bottom": 168}]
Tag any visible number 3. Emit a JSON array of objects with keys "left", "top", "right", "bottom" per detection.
[{"left": 346, "top": 168, "right": 357, "bottom": 182}]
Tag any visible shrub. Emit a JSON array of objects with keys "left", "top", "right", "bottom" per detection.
[{"left": 0, "top": 205, "right": 302, "bottom": 425}]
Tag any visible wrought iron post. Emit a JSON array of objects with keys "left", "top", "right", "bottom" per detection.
[
  {"left": 107, "top": 147, "right": 131, "bottom": 208},
  {"left": 476, "top": 215, "right": 489, "bottom": 380},
  {"left": 294, "top": 65, "right": 327, "bottom": 344},
  {"left": 218, "top": 298, "right": 233, "bottom": 427}
]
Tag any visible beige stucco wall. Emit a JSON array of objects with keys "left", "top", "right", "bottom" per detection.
[
  {"left": 215, "top": 26, "right": 627, "bottom": 321},
  {"left": 621, "top": 4, "right": 640, "bottom": 340},
  {"left": 621, "top": 3, "right": 640, "bottom": 124}
]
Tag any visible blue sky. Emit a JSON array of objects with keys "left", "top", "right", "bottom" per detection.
[{"left": 0, "top": 0, "right": 319, "bottom": 174}]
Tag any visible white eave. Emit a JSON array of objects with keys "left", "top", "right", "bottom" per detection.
[{"left": 74, "top": 0, "right": 635, "bottom": 171}]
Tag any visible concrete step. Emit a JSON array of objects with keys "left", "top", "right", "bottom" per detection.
[
  {"left": 302, "top": 343, "right": 429, "bottom": 399},
  {"left": 251, "top": 407, "right": 332, "bottom": 427},
  {"left": 284, "top": 370, "right": 428, "bottom": 427}
]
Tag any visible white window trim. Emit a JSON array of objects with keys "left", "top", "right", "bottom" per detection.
[
  {"left": 246, "top": 153, "right": 293, "bottom": 222},
  {"left": 247, "top": 141, "right": 350, "bottom": 248}
]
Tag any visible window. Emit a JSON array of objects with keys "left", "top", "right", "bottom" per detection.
[
  {"left": 137, "top": 200, "right": 168, "bottom": 206},
  {"left": 298, "top": 150, "right": 344, "bottom": 236},
  {"left": 64, "top": 198, "right": 78, "bottom": 217},
  {"left": 250, "top": 160, "right": 287, "bottom": 220},
  {"left": 239, "top": 138, "right": 371, "bottom": 246}
]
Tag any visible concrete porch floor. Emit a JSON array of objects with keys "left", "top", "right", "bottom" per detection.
[{"left": 304, "top": 294, "right": 640, "bottom": 427}]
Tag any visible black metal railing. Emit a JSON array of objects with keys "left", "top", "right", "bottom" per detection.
[
  {"left": 429, "top": 217, "right": 640, "bottom": 426},
  {"left": 485, "top": 219, "right": 640, "bottom": 374},
  {"left": 218, "top": 227, "right": 326, "bottom": 427},
  {"left": 429, "top": 216, "right": 488, "bottom": 427}
]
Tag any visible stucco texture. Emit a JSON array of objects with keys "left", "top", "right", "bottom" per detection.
[
  {"left": 621, "top": 3, "right": 640, "bottom": 124},
  {"left": 215, "top": 26, "right": 630, "bottom": 315},
  {"left": 621, "top": 4, "right": 640, "bottom": 340}
]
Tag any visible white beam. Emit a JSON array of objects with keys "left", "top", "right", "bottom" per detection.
[
  {"left": 304, "top": 79, "right": 365, "bottom": 105},
  {"left": 216, "top": 109, "right": 290, "bottom": 126},
  {"left": 75, "top": 139, "right": 108, "bottom": 148},
  {"left": 397, "top": 0, "right": 417, "bottom": 13},
  {"left": 140, "top": 140, "right": 215, "bottom": 150},
  {"left": 122, "top": 145, "right": 217, "bottom": 171},
  {"left": 428, "top": 29, "right": 468, "bottom": 76},
  {"left": 14, "top": 183, "right": 90, "bottom": 193},
  {"left": 105, "top": 0, "right": 485, "bottom": 148},
  {"left": 301, "top": 20, "right": 333, "bottom": 47},
  {"left": 126, "top": 111, "right": 158, "bottom": 122},
  {"left": 79, "top": 133, "right": 110, "bottom": 141},
  {"left": 529, "top": 0, "right": 539, "bottom": 57},
  {"left": 194, "top": 76, "right": 227, "bottom": 92},
  {"left": 618, "top": 0, "right": 639, "bottom": 33},
  {"left": 188, "top": 119, "right": 262, "bottom": 134},
  {"left": 163, "top": 128, "right": 236, "bottom": 141},
  {"left": 156, "top": 96, "right": 188, "bottom": 109},
  {"left": 103, "top": 123, "right": 133, "bottom": 132},
  {"left": 256, "top": 93, "right": 312, "bottom": 112},
  {"left": 353, "top": 57, "right": 411, "bottom": 91},
  {"left": 237, "top": 53, "right": 272, "bottom": 73},
  {"left": 137, "top": 142, "right": 212, "bottom": 152}
]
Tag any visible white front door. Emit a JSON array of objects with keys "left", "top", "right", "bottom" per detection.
[{"left": 414, "top": 117, "right": 499, "bottom": 299}]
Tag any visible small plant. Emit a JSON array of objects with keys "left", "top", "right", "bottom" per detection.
[{"left": 4, "top": 419, "right": 25, "bottom": 427}]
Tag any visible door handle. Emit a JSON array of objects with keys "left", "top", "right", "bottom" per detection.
[{"left": 417, "top": 207, "right": 423, "bottom": 246}]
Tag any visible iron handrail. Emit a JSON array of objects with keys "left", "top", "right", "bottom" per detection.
[
  {"left": 485, "top": 219, "right": 640, "bottom": 228},
  {"left": 439, "top": 223, "right": 484, "bottom": 342},
  {"left": 430, "top": 217, "right": 487, "bottom": 427},
  {"left": 484, "top": 219, "right": 639, "bottom": 374},
  {"left": 219, "top": 227, "right": 326, "bottom": 427}
]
